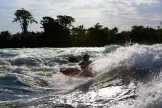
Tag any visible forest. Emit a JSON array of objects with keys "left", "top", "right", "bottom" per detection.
[{"left": 0, "top": 8, "right": 162, "bottom": 48}]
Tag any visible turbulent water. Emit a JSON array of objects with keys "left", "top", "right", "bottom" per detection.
[{"left": 0, "top": 44, "right": 162, "bottom": 108}]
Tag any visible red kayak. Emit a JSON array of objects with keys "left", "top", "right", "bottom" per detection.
[
  {"left": 60, "top": 67, "right": 94, "bottom": 77},
  {"left": 60, "top": 67, "right": 81, "bottom": 76}
]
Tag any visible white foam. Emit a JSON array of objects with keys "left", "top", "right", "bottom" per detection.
[{"left": 92, "top": 44, "right": 162, "bottom": 74}]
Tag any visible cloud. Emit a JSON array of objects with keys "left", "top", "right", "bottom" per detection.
[
  {"left": 0, "top": 0, "right": 162, "bottom": 33},
  {"left": 96, "top": 0, "right": 162, "bottom": 30},
  {"left": 131, "top": 2, "right": 162, "bottom": 28}
]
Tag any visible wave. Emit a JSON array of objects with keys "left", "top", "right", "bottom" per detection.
[
  {"left": 0, "top": 45, "right": 162, "bottom": 107},
  {"left": 0, "top": 73, "right": 51, "bottom": 102}
]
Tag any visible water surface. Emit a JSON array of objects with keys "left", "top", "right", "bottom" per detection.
[{"left": 0, "top": 44, "right": 162, "bottom": 108}]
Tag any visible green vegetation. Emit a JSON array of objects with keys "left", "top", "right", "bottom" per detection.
[
  {"left": 12, "top": 8, "right": 38, "bottom": 34},
  {"left": 0, "top": 8, "right": 162, "bottom": 48}
]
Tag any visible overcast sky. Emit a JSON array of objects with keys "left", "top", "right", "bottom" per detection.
[{"left": 0, "top": 0, "right": 162, "bottom": 34}]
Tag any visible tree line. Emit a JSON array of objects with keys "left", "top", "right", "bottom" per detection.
[{"left": 0, "top": 8, "right": 162, "bottom": 48}]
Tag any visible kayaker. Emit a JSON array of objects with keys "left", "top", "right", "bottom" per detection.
[{"left": 79, "top": 54, "right": 93, "bottom": 77}]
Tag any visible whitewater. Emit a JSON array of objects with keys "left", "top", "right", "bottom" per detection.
[{"left": 0, "top": 44, "right": 162, "bottom": 108}]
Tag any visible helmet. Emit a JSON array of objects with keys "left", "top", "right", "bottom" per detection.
[{"left": 83, "top": 54, "right": 89, "bottom": 59}]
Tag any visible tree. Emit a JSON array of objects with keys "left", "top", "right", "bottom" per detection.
[
  {"left": 87, "top": 23, "right": 108, "bottom": 46},
  {"left": 129, "top": 25, "right": 145, "bottom": 43},
  {"left": 56, "top": 15, "right": 75, "bottom": 29},
  {"left": 0, "top": 31, "right": 11, "bottom": 47},
  {"left": 0, "top": 31, "right": 11, "bottom": 40},
  {"left": 116, "top": 31, "right": 129, "bottom": 45},
  {"left": 40, "top": 16, "right": 72, "bottom": 47},
  {"left": 13, "top": 8, "right": 38, "bottom": 34},
  {"left": 71, "top": 25, "right": 87, "bottom": 46},
  {"left": 130, "top": 25, "right": 158, "bottom": 44},
  {"left": 40, "top": 16, "right": 57, "bottom": 34}
]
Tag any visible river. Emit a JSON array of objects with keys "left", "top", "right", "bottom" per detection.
[{"left": 0, "top": 44, "right": 162, "bottom": 108}]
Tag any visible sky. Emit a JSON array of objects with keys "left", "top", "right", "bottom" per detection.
[{"left": 0, "top": 0, "right": 162, "bottom": 34}]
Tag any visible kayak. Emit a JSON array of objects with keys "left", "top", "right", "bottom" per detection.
[
  {"left": 60, "top": 67, "right": 81, "bottom": 76},
  {"left": 60, "top": 67, "right": 94, "bottom": 77}
]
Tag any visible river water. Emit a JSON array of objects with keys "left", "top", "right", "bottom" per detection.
[{"left": 0, "top": 44, "right": 162, "bottom": 108}]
